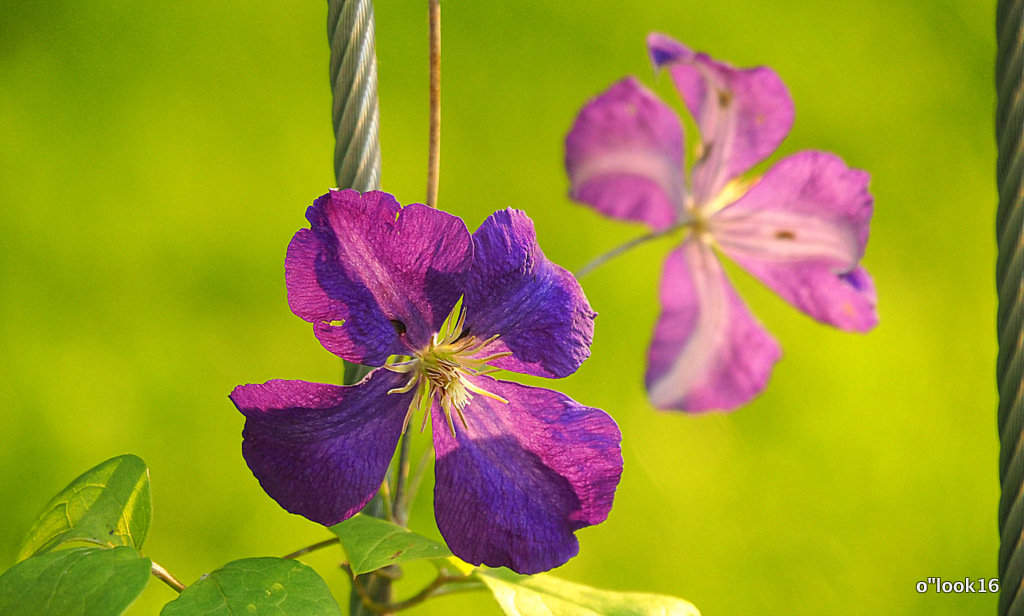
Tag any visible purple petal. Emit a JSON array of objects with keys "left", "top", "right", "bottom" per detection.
[
  {"left": 645, "top": 240, "right": 781, "bottom": 412},
  {"left": 463, "top": 209, "right": 596, "bottom": 378},
  {"left": 230, "top": 369, "right": 412, "bottom": 526},
  {"left": 712, "top": 151, "right": 877, "bottom": 332},
  {"left": 432, "top": 378, "right": 622, "bottom": 574},
  {"left": 286, "top": 190, "right": 473, "bottom": 364},
  {"left": 565, "top": 77, "right": 685, "bottom": 230},
  {"left": 647, "top": 33, "right": 794, "bottom": 203}
]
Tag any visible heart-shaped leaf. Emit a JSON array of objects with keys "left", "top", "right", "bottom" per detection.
[
  {"left": 329, "top": 514, "right": 451, "bottom": 575},
  {"left": 18, "top": 455, "right": 152, "bottom": 560},
  {"left": 160, "top": 557, "right": 342, "bottom": 616},
  {"left": 480, "top": 569, "right": 701, "bottom": 616},
  {"left": 0, "top": 546, "right": 151, "bottom": 616}
]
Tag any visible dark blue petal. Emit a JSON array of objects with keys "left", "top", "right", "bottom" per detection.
[
  {"left": 463, "top": 209, "right": 596, "bottom": 378},
  {"left": 230, "top": 370, "right": 412, "bottom": 526},
  {"left": 432, "top": 378, "right": 622, "bottom": 573}
]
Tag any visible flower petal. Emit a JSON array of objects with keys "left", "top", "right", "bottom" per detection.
[
  {"left": 565, "top": 77, "right": 686, "bottom": 230},
  {"left": 647, "top": 33, "right": 794, "bottom": 204},
  {"left": 432, "top": 378, "right": 622, "bottom": 574},
  {"left": 463, "top": 209, "right": 596, "bottom": 378},
  {"left": 230, "top": 369, "right": 412, "bottom": 526},
  {"left": 645, "top": 240, "right": 781, "bottom": 412},
  {"left": 286, "top": 190, "right": 473, "bottom": 364},
  {"left": 712, "top": 151, "right": 877, "bottom": 332}
]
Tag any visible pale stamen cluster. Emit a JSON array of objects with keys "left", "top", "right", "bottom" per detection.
[{"left": 386, "top": 307, "right": 511, "bottom": 437}]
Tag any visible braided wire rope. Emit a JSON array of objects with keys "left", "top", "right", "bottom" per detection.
[
  {"left": 998, "top": 1, "right": 1024, "bottom": 614},
  {"left": 327, "top": 2, "right": 388, "bottom": 613},
  {"left": 328, "top": 0, "right": 381, "bottom": 192},
  {"left": 328, "top": 0, "right": 379, "bottom": 388}
]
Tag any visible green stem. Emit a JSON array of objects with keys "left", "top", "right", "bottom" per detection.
[
  {"left": 349, "top": 492, "right": 393, "bottom": 614},
  {"left": 343, "top": 564, "right": 482, "bottom": 613},
  {"left": 344, "top": 360, "right": 374, "bottom": 384},
  {"left": 406, "top": 448, "right": 433, "bottom": 512},
  {"left": 391, "top": 427, "right": 414, "bottom": 526},
  {"left": 379, "top": 473, "right": 395, "bottom": 523},
  {"left": 282, "top": 537, "right": 340, "bottom": 560},
  {"left": 575, "top": 225, "right": 683, "bottom": 278}
]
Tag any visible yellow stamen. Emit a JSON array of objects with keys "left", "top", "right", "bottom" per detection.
[
  {"left": 387, "top": 377, "right": 419, "bottom": 395},
  {"left": 384, "top": 301, "right": 510, "bottom": 437},
  {"left": 464, "top": 379, "right": 509, "bottom": 405}
]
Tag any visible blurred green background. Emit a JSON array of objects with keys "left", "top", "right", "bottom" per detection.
[{"left": 0, "top": 1, "right": 996, "bottom": 614}]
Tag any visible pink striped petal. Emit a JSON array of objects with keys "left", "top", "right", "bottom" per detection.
[
  {"left": 647, "top": 33, "right": 793, "bottom": 204},
  {"left": 645, "top": 240, "right": 780, "bottom": 412},
  {"left": 566, "top": 77, "right": 686, "bottom": 230},
  {"left": 712, "top": 151, "right": 877, "bottom": 332}
]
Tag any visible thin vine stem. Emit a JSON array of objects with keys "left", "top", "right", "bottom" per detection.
[
  {"left": 426, "top": 0, "right": 441, "bottom": 208},
  {"left": 390, "top": 0, "right": 440, "bottom": 527},
  {"left": 406, "top": 448, "right": 434, "bottom": 510},
  {"left": 391, "top": 426, "right": 414, "bottom": 526},
  {"left": 342, "top": 563, "right": 483, "bottom": 613},
  {"left": 150, "top": 561, "right": 186, "bottom": 593},
  {"left": 575, "top": 224, "right": 683, "bottom": 278},
  {"left": 282, "top": 537, "right": 340, "bottom": 560}
]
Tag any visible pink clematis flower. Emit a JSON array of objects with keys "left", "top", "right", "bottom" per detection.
[{"left": 565, "top": 34, "right": 877, "bottom": 412}]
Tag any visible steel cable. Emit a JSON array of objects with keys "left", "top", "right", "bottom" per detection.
[
  {"left": 997, "top": 1, "right": 1024, "bottom": 614},
  {"left": 328, "top": 0, "right": 381, "bottom": 191},
  {"left": 327, "top": 2, "right": 388, "bottom": 613}
]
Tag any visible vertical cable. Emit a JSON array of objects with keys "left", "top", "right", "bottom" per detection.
[
  {"left": 329, "top": 0, "right": 378, "bottom": 385},
  {"left": 997, "top": 1, "right": 1024, "bottom": 614},
  {"left": 328, "top": 0, "right": 382, "bottom": 191},
  {"left": 327, "top": 2, "right": 389, "bottom": 613}
]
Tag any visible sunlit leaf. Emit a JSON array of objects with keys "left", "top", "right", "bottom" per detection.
[
  {"left": 0, "top": 546, "right": 150, "bottom": 616},
  {"left": 329, "top": 514, "right": 451, "bottom": 575},
  {"left": 18, "top": 455, "right": 151, "bottom": 560},
  {"left": 442, "top": 555, "right": 477, "bottom": 576},
  {"left": 159, "top": 557, "right": 341, "bottom": 616},
  {"left": 480, "top": 569, "right": 701, "bottom": 616}
]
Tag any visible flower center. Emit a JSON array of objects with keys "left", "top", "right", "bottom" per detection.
[
  {"left": 386, "top": 304, "right": 511, "bottom": 437},
  {"left": 694, "top": 176, "right": 755, "bottom": 219},
  {"left": 678, "top": 176, "right": 757, "bottom": 245}
]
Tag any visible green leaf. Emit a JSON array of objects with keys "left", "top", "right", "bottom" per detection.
[
  {"left": 0, "top": 546, "right": 151, "bottom": 616},
  {"left": 18, "top": 454, "right": 152, "bottom": 560},
  {"left": 479, "top": 569, "right": 701, "bottom": 616},
  {"left": 329, "top": 513, "right": 452, "bottom": 576},
  {"left": 160, "top": 557, "right": 342, "bottom": 616}
]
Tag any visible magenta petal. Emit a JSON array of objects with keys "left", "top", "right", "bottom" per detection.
[
  {"left": 230, "top": 370, "right": 412, "bottom": 526},
  {"left": 565, "top": 77, "right": 685, "bottom": 230},
  {"left": 432, "top": 378, "right": 622, "bottom": 574},
  {"left": 286, "top": 190, "right": 473, "bottom": 364},
  {"left": 713, "top": 151, "right": 877, "bottom": 332},
  {"left": 645, "top": 240, "right": 781, "bottom": 412},
  {"left": 463, "top": 209, "right": 596, "bottom": 378},
  {"left": 647, "top": 33, "right": 794, "bottom": 203}
]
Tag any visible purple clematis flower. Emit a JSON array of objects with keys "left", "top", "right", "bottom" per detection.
[
  {"left": 566, "top": 34, "right": 877, "bottom": 412},
  {"left": 230, "top": 189, "right": 622, "bottom": 574}
]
